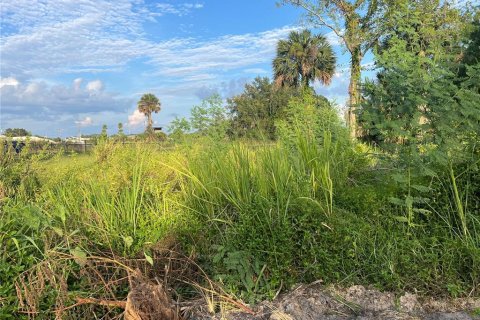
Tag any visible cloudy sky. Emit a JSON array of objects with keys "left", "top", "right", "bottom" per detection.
[{"left": 0, "top": 0, "right": 373, "bottom": 137}]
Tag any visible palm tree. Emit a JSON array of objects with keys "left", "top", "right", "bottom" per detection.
[
  {"left": 137, "top": 93, "right": 161, "bottom": 134},
  {"left": 273, "top": 29, "right": 336, "bottom": 88}
]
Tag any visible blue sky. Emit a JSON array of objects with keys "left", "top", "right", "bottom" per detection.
[{"left": 0, "top": 0, "right": 372, "bottom": 137}]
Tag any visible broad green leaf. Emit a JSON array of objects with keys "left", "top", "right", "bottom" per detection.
[
  {"left": 70, "top": 247, "right": 87, "bottom": 267},
  {"left": 392, "top": 174, "right": 408, "bottom": 183},
  {"left": 123, "top": 236, "right": 133, "bottom": 249},
  {"left": 393, "top": 216, "right": 410, "bottom": 223},
  {"left": 144, "top": 252, "right": 154, "bottom": 266},
  {"left": 11, "top": 237, "right": 20, "bottom": 252},
  {"left": 389, "top": 197, "right": 405, "bottom": 206},
  {"left": 405, "top": 196, "right": 414, "bottom": 208},
  {"left": 52, "top": 227, "right": 64, "bottom": 236},
  {"left": 413, "top": 208, "right": 431, "bottom": 215},
  {"left": 411, "top": 185, "right": 430, "bottom": 193}
]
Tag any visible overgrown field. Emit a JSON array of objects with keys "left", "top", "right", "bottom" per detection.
[{"left": 1, "top": 98, "right": 479, "bottom": 318}]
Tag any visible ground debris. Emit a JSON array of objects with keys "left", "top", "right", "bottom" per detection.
[
  {"left": 125, "top": 269, "right": 181, "bottom": 320},
  {"left": 188, "top": 283, "right": 480, "bottom": 320}
]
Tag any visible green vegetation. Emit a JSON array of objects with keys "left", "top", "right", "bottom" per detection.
[
  {"left": 1, "top": 1, "right": 479, "bottom": 318},
  {"left": 100, "top": 124, "right": 108, "bottom": 141},
  {"left": 227, "top": 77, "right": 298, "bottom": 139},
  {"left": 117, "top": 122, "right": 125, "bottom": 139},
  {"left": 273, "top": 29, "right": 336, "bottom": 88},
  {"left": 281, "top": 0, "right": 394, "bottom": 135},
  {"left": 3, "top": 128, "right": 31, "bottom": 137},
  {"left": 137, "top": 93, "right": 162, "bottom": 135},
  {"left": 1, "top": 90, "right": 478, "bottom": 317}
]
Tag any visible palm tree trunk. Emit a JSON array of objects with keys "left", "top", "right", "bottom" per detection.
[
  {"left": 146, "top": 113, "right": 153, "bottom": 134},
  {"left": 347, "top": 46, "right": 362, "bottom": 138}
]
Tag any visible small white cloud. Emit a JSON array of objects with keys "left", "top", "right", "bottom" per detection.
[
  {"left": 156, "top": 2, "right": 204, "bottom": 16},
  {"left": 184, "top": 3, "right": 204, "bottom": 9},
  {"left": 0, "top": 77, "right": 19, "bottom": 88},
  {"left": 361, "top": 61, "right": 375, "bottom": 70},
  {"left": 244, "top": 68, "right": 268, "bottom": 74},
  {"left": 325, "top": 30, "right": 344, "bottom": 47},
  {"left": 86, "top": 80, "right": 104, "bottom": 92},
  {"left": 75, "top": 116, "right": 93, "bottom": 127},
  {"left": 127, "top": 109, "right": 146, "bottom": 127},
  {"left": 156, "top": 3, "right": 178, "bottom": 14},
  {"left": 73, "top": 78, "right": 83, "bottom": 90},
  {"left": 24, "top": 82, "right": 41, "bottom": 95}
]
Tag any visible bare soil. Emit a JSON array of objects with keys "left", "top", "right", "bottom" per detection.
[{"left": 187, "top": 282, "right": 480, "bottom": 320}]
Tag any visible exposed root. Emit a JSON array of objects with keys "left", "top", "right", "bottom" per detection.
[
  {"left": 74, "top": 297, "right": 127, "bottom": 309},
  {"left": 125, "top": 270, "right": 181, "bottom": 320}
]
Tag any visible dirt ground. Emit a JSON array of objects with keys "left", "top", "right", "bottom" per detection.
[{"left": 187, "top": 282, "right": 480, "bottom": 320}]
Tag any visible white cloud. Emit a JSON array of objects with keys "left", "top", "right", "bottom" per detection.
[
  {"left": 86, "top": 80, "right": 104, "bottom": 92},
  {"left": 73, "top": 78, "right": 83, "bottom": 91},
  {"left": 127, "top": 109, "right": 146, "bottom": 127},
  {"left": 155, "top": 2, "right": 204, "bottom": 16},
  {"left": 186, "top": 3, "right": 204, "bottom": 9},
  {"left": 1, "top": 78, "right": 131, "bottom": 116},
  {"left": 146, "top": 26, "right": 299, "bottom": 79},
  {"left": 0, "top": 0, "right": 144, "bottom": 35},
  {"left": 24, "top": 82, "right": 41, "bottom": 95},
  {"left": 361, "top": 61, "right": 376, "bottom": 70},
  {"left": 0, "top": 0, "right": 150, "bottom": 77},
  {"left": 156, "top": 3, "right": 180, "bottom": 15},
  {"left": 0, "top": 0, "right": 297, "bottom": 84},
  {"left": 0, "top": 77, "right": 19, "bottom": 88},
  {"left": 75, "top": 116, "right": 93, "bottom": 127},
  {"left": 325, "top": 30, "right": 344, "bottom": 47},
  {"left": 244, "top": 68, "right": 268, "bottom": 75},
  {"left": 183, "top": 73, "right": 217, "bottom": 82}
]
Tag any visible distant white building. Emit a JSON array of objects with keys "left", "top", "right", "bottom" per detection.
[
  {"left": 1, "top": 136, "right": 57, "bottom": 144},
  {"left": 65, "top": 137, "right": 91, "bottom": 143}
]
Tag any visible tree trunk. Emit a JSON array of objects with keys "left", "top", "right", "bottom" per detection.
[
  {"left": 347, "top": 47, "right": 362, "bottom": 138},
  {"left": 146, "top": 114, "right": 153, "bottom": 134}
]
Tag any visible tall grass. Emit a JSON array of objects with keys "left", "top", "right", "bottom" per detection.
[
  {"left": 449, "top": 164, "right": 469, "bottom": 240},
  {"left": 1, "top": 123, "right": 479, "bottom": 317},
  {"left": 295, "top": 129, "right": 334, "bottom": 216},
  {"left": 171, "top": 125, "right": 359, "bottom": 299}
]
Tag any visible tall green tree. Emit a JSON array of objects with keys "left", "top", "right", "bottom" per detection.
[
  {"left": 4, "top": 128, "right": 31, "bottom": 137},
  {"left": 190, "top": 94, "right": 228, "bottom": 140},
  {"left": 227, "top": 77, "right": 298, "bottom": 139},
  {"left": 358, "top": 2, "right": 480, "bottom": 239},
  {"left": 458, "top": 13, "right": 480, "bottom": 80},
  {"left": 117, "top": 122, "right": 124, "bottom": 136},
  {"left": 100, "top": 124, "right": 108, "bottom": 141},
  {"left": 281, "top": 0, "right": 394, "bottom": 136},
  {"left": 137, "top": 93, "right": 161, "bottom": 134},
  {"left": 116, "top": 122, "right": 125, "bottom": 142},
  {"left": 168, "top": 117, "right": 191, "bottom": 141},
  {"left": 273, "top": 29, "right": 336, "bottom": 88},
  {"left": 358, "top": 1, "right": 478, "bottom": 158}
]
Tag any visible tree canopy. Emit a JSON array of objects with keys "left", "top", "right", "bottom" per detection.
[
  {"left": 228, "top": 77, "right": 298, "bottom": 139},
  {"left": 3, "top": 128, "right": 31, "bottom": 137},
  {"left": 358, "top": 1, "right": 479, "bottom": 162},
  {"left": 281, "top": 0, "right": 395, "bottom": 136},
  {"left": 273, "top": 29, "right": 336, "bottom": 88},
  {"left": 137, "top": 93, "right": 161, "bottom": 134}
]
